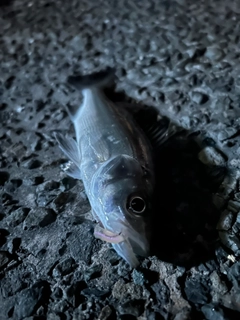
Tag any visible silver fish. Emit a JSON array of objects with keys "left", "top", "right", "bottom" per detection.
[{"left": 55, "top": 70, "right": 158, "bottom": 267}]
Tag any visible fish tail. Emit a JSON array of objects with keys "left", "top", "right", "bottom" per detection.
[
  {"left": 66, "top": 67, "right": 115, "bottom": 120},
  {"left": 68, "top": 67, "right": 115, "bottom": 91}
]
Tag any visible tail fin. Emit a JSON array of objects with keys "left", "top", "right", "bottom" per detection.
[
  {"left": 67, "top": 67, "right": 115, "bottom": 91},
  {"left": 66, "top": 67, "right": 115, "bottom": 121}
]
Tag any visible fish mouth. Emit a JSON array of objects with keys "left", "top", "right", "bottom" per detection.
[
  {"left": 94, "top": 224, "right": 125, "bottom": 244},
  {"left": 94, "top": 221, "right": 150, "bottom": 267},
  {"left": 94, "top": 223, "right": 141, "bottom": 268}
]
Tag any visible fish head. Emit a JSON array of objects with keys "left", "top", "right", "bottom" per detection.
[{"left": 92, "top": 154, "right": 154, "bottom": 267}]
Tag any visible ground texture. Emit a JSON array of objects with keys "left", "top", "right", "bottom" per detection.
[{"left": 1, "top": 0, "right": 240, "bottom": 319}]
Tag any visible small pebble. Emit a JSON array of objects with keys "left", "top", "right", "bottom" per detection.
[
  {"left": 98, "top": 305, "right": 113, "bottom": 320},
  {"left": 118, "top": 299, "right": 144, "bottom": 317},
  {"left": 190, "top": 92, "right": 209, "bottom": 104},
  {"left": 0, "top": 251, "right": 11, "bottom": 269},
  {"left": 204, "top": 46, "right": 223, "bottom": 61},
  {"left": 132, "top": 269, "right": 146, "bottom": 286},
  {"left": 52, "top": 257, "right": 76, "bottom": 278},
  {"left": 217, "top": 210, "right": 234, "bottom": 231},
  {"left": 198, "top": 146, "right": 226, "bottom": 166}
]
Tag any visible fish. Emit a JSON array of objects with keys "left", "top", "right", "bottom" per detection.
[{"left": 55, "top": 68, "right": 170, "bottom": 267}]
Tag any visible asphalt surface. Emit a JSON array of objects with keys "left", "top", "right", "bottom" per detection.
[{"left": 1, "top": 0, "right": 240, "bottom": 319}]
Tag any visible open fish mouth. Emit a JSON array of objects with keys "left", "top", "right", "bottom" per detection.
[
  {"left": 94, "top": 223, "right": 140, "bottom": 267},
  {"left": 94, "top": 222, "right": 149, "bottom": 255},
  {"left": 94, "top": 224, "right": 125, "bottom": 244},
  {"left": 93, "top": 222, "right": 150, "bottom": 268}
]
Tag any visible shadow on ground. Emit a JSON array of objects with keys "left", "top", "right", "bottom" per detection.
[
  {"left": 151, "top": 128, "right": 226, "bottom": 268},
  {"left": 0, "top": 0, "right": 14, "bottom": 7}
]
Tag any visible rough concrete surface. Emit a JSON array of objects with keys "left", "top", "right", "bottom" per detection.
[{"left": 1, "top": 0, "right": 240, "bottom": 319}]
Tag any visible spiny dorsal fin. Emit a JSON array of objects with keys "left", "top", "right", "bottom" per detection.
[
  {"left": 145, "top": 120, "right": 178, "bottom": 149},
  {"left": 134, "top": 107, "right": 179, "bottom": 150}
]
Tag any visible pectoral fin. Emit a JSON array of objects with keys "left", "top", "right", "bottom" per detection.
[
  {"left": 55, "top": 132, "right": 81, "bottom": 166},
  {"left": 63, "top": 161, "right": 81, "bottom": 180}
]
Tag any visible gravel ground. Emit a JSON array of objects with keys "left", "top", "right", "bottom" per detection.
[{"left": 1, "top": 0, "right": 240, "bottom": 319}]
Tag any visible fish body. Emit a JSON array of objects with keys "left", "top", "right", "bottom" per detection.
[{"left": 56, "top": 71, "right": 155, "bottom": 267}]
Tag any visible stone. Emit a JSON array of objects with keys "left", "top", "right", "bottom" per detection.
[
  {"left": 205, "top": 46, "right": 223, "bottom": 61},
  {"left": 151, "top": 280, "right": 170, "bottom": 306},
  {"left": 22, "top": 208, "right": 56, "bottom": 230},
  {"left": 198, "top": 147, "right": 227, "bottom": 166},
  {"left": 98, "top": 305, "right": 113, "bottom": 320},
  {"left": 190, "top": 92, "right": 209, "bottom": 104},
  {"left": 184, "top": 278, "right": 210, "bottom": 304},
  {"left": 83, "top": 264, "right": 102, "bottom": 282},
  {"left": 132, "top": 269, "right": 146, "bottom": 286},
  {"left": 217, "top": 210, "right": 235, "bottom": 231},
  {"left": 13, "top": 281, "right": 50, "bottom": 319},
  {"left": 118, "top": 299, "right": 145, "bottom": 317},
  {"left": 0, "top": 251, "right": 12, "bottom": 270},
  {"left": 201, "top": 305, "right": 225, "bottom": 320},
  {"left": 52, "top": 257, "right": 76, "bottom": 278},
  {"left": 66, "top": 222, "right": 101, "bottom": 265},
  {"left": 227, "top": 262, "right": 240, "bottom": 290}
]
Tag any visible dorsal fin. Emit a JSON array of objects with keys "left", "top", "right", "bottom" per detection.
[{"left": 134, "top": 107, "right": 179, "bottom": 149}]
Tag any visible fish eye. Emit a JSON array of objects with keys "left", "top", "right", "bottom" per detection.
[{"left": 127, "top": 196, "right": 146, "bottom": 215}]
